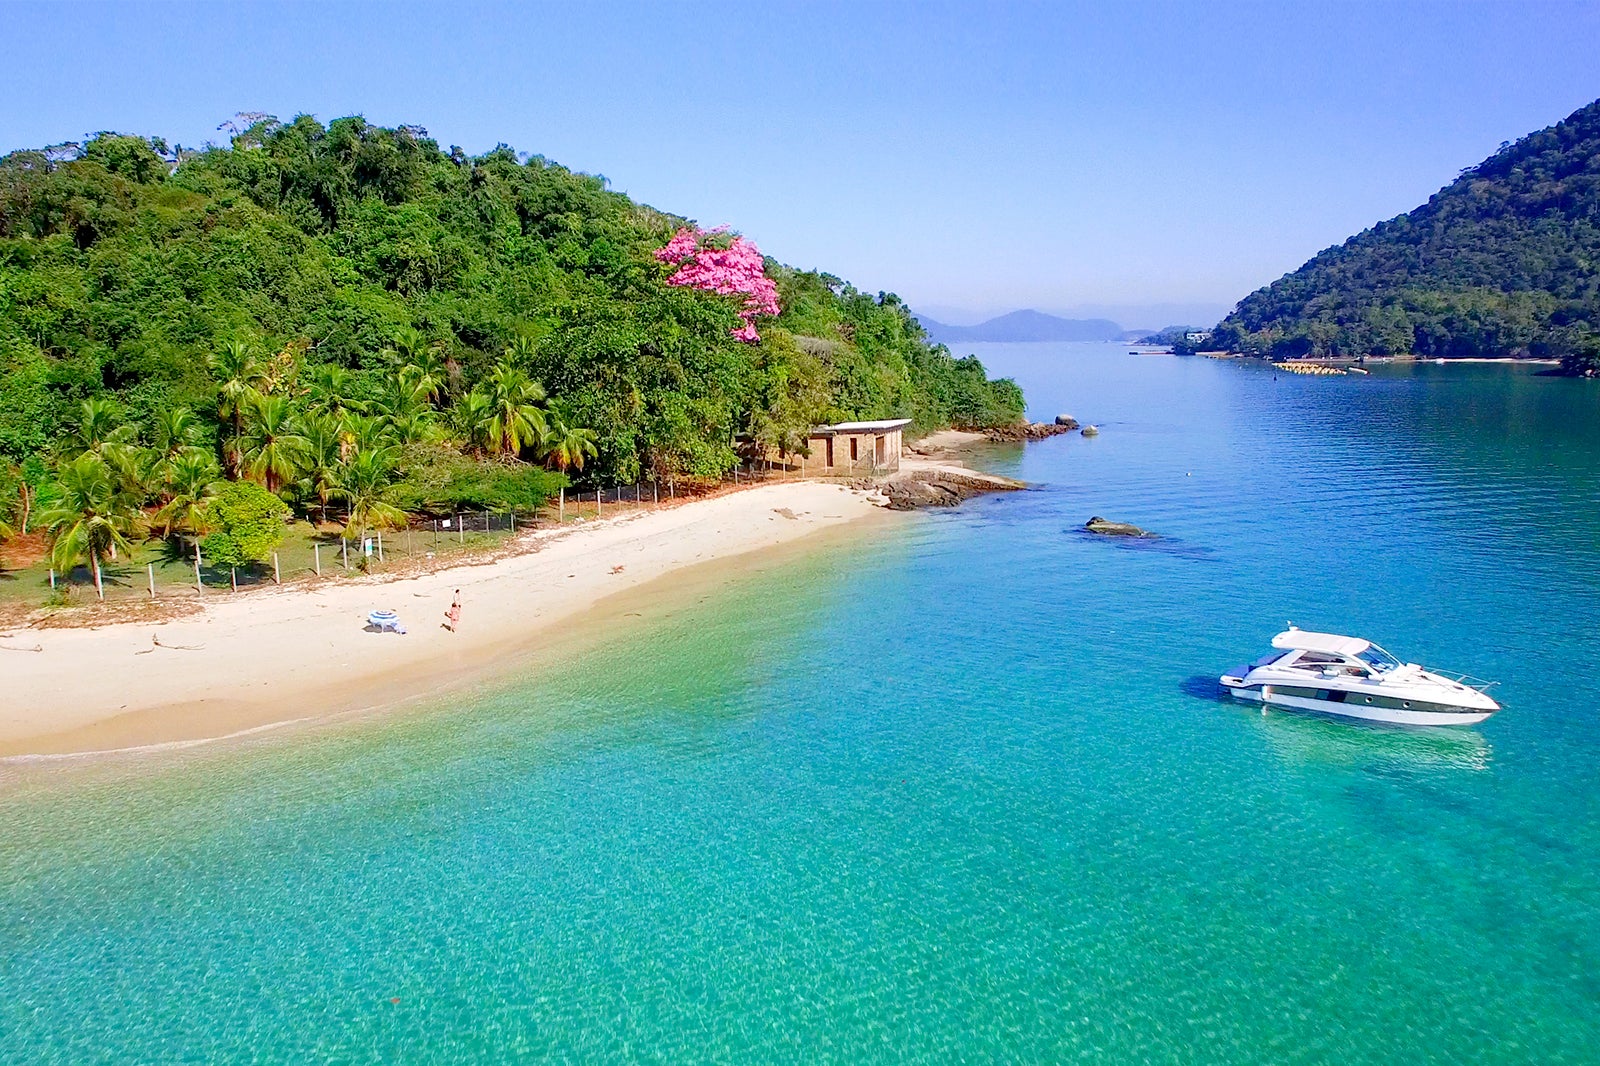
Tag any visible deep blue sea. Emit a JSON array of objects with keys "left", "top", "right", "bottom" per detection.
[{"left": 3, "top": 344, "right": 1599, "bottom": 1062}]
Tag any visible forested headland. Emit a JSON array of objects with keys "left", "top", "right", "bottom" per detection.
[
  {"left": 1186, "top": 98, "right": 1600, "bottom": 374},
  {"left": 0, "top": 114, "right": 1023, "bottom": 584}
]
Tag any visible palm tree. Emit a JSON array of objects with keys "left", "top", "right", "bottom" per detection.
[
  {"left": 296, "top": 414, "right": 346, "bottom": 524},
  {"left": 153, "top": 451, "right": 222, "bottom": 540},
  {"left": 335, "top": 448, "right": 408, "bottom": 539},
  {"left": 540, "top": 403, "right": 599, "bottom": 473},
  {"left": 385, "top": 328, "right": 449, "bottom": 405},
  {"left": 150, "top": 406, "right": 205, "bottom": 461},
  {"left": 504, "top": 335, "right": 539, "bottom": 368},
  {"left": 478, "top": 362, "right": 548, "bottom": 457},
  {"left": 209, "top": 340, "right": 267, "bottom": 477},
  {"left": 60, "top": 398, "right": 136, "bottom": 460},
  {"left": 344, "top": 413, "right": 397, "bottom": 458},
  {"left": 402, "top": 359, "right": 447, "bottom": 407},
  {"left": 386, "top": 411, "right": 440, "bottom": 446},
  {"left": 305, "top": 364, "right": 365, "bottom": 423},
  {"left": 38, "top": 455, "right": 143, "bottom": 596},
  {"left": 453, "top": 390, "right": 494, "bottom": 456},
  {"left": 57, "top": 402, "right": 149, "bottom": 534},
  {"left": 371, "top": 371, "right": 431, "bottom": 423},
  {"left": 143, "top": 406, "right": 208, "bottom": 499},
  {"left": 238, "top": 394, "right": 309, "bottom": 494}
]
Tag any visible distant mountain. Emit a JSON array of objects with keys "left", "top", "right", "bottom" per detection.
[
  {"left": 917, "top": 309, "right": 1125, "bottom": 345},
  {"left": 1205, "top": 97, "right": 1600, "bottom": 370}
]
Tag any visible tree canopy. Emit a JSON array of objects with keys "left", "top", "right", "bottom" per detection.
[{"left": 0, "top": 113, "right": 1023, "bottom": 510}]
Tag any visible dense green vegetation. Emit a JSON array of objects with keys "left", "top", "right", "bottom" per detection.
[
  {"left": 1189, "top": 98, "right": 1600, "bottom": 370},
  {"left": 0, "top": 115, "right": 1023, "bottom": 577}
]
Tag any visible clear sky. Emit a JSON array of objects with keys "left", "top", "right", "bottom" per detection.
[{"left": 3, "top": 1, "right": 1598, "bottom": 328}]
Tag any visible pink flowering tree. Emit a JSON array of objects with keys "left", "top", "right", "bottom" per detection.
[{"left": 654, "top": 226, "right": 780, "bottom": 342}]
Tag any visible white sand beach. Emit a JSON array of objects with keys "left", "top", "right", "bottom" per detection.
[{"left": 0, "top": 481, "right": 890, "bottom": 757}]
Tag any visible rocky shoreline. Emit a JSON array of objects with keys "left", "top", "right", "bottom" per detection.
[
  {"left": 875, "top": 467, "right": 1027, "bottom": 511},
  {"left": 982, "top": 418, "right": 1079, "bottom": 442}
]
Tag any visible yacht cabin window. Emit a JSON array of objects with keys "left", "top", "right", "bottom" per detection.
[{"left": 1356, "top": 646, "right": 1401, "bottom": 672}]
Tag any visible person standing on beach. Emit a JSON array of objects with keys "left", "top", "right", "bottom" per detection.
[{"left": 445, "top": 590, "right": 462, "bottom": 633}]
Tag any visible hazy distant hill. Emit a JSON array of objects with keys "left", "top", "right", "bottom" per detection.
[
  {"left": 917, "top": 309, "right": 1125, "bottom": 344},
  {"left": 1205, "top": 97, "right": 1600, "bottom": 369}
]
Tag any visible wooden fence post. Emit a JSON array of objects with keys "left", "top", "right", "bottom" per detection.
[
  {"left": 376, "top": 532, "right": 383, "bottom": 563},
  {"left": 49, "top": 568, "right": 56, "bottom": 590},
  {"left": 230, "top": 567, "right": 237, "bottom": 592},
  {"left": 273, "top": 552, "right": 281, "bottom": 584},
  {"left": 314, "top": 542, "right": 321, "bottom": 576},
  {"left": 559, "top": 487, "right": 565, "bottom": 522},
  {"left": 458, "top": 515, "right": 464, "bottom": 544},
  {"left": 149, "top": 563, "right": 156, "bottom": 599},
  {"left": 342, "top": 538, "right": 349, "bottom": 569},
  {"left": 194, "top": 544, "right": 203, "bottom": 595},
  {"left": 95, "top": 559, "right": 103, "bottom": 600}
]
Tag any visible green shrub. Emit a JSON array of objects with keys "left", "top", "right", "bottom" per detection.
[
  {"left": 388, "top": 444, "right": 566, "bottom": 514},
  {"left": 201, "top": 480, "right": 290, "bottom": 566}
]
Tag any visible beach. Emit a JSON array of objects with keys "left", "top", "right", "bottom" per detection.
[{"left": 0, "top": 480, "right": 891, "bottom": 757}]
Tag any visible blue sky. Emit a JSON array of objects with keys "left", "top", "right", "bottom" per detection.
[{"left": 3, "top": 1, "right": 1598, "bottom": 329}]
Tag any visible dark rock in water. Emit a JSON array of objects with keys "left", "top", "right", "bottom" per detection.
[
  {"left": 1085, "top": 516, "right": 1151, "bottom": 537},
  {"left": 1080, "top": 424, "right": 1100, "bottom": 437},
  {"left": 985, "top": 420, "right": 1076, "bottom": 441}
]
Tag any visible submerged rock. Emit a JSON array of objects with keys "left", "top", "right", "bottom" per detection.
[
  {"left": 1084, "top": 516, "right": 1152, "bottom": 537},
  {"left": 1080, "top": 424, "right": 1100, "bottom": 437}
]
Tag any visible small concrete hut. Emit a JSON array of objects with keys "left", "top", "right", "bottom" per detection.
[{"left": 802, "top": 418, "right": 909, "bottom": 477}]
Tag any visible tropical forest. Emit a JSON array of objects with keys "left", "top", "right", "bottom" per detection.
[
  {"left": 0, "top": 114, "right": 1024, "bottom": 589},
  {"left": 1190, "top": 97, "right": 1600, "bottom": 373}
]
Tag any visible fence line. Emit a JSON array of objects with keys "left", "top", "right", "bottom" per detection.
[{"left": 12, "top": 455, "right": 878, "bottom": 606}]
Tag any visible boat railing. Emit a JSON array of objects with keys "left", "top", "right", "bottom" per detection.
[{"left": 1430, "top": 669, "right": 1499, "bottom": 692}]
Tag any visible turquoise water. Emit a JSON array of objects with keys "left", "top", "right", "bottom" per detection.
[{"left": 4, "top": 345, "right": 1600, "bottom": 1062}]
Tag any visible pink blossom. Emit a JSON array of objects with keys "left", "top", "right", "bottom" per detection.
[{"left": 656, "top": 226, "right": 781, "bottom": 342}]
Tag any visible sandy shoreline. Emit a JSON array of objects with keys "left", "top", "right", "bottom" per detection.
[{"left": 0, "top": 481, "right": 892, "bottom": 758}]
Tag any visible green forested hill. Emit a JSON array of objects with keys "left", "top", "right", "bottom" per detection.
[
  {"left": 0, "top": 115, "right": 1021, "bottom": 506},
  {"left": 1201, "top": 98, "right": 1600, "bottom": 370}
]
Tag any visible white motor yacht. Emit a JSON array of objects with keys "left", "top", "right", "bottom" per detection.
[{"left": 1220, "top": 628, "right": 1500, "bottom": 726}]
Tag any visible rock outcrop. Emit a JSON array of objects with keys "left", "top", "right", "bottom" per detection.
[
  {"left": 1084, "top": 516, "right": 1152, "bottom": 537},
  {"left": 878, "top": 468, "right": 1026, "bottom": 511},
  {"left": 1080, "top": 424, "right": 1100, "bottom": 437},
  {"left": 985, "top": 420, "right": 1077, "bottom": 442}
]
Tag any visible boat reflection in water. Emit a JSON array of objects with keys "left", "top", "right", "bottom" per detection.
[{"left": 1246, "top": 702, "right": 1492, "bottom": 774}]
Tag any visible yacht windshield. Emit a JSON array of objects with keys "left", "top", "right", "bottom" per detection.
[{"left": 1357, "top": 646, "right": 1401, "bottom": 672}]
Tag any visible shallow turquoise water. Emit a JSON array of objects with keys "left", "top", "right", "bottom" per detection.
[{"left": 3, "top": 346, "right": 1599, "bottom": 1062}]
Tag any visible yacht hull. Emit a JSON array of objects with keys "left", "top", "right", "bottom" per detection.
[{"left": 1219, "top": 680, "right": 1494, "bottom": 726}]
